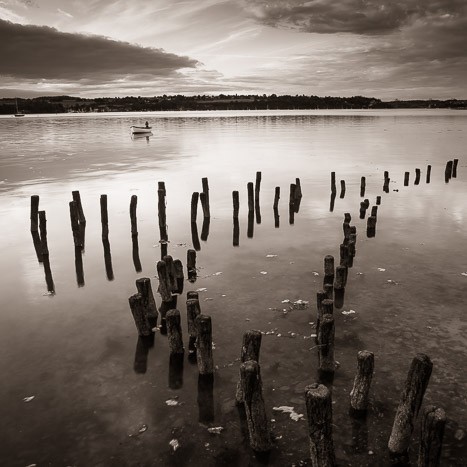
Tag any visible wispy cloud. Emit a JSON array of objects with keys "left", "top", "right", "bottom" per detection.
[{"left": 57, "top": 8, "right": 73, "bottom": 19}]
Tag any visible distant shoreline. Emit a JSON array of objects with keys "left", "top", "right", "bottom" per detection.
[{"left": 1, "top": 94, "right": 466, "bottom": 115}]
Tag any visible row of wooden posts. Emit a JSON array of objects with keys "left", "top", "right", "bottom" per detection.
[{"left": 124, "top": 165, "right": 454, "bottom": 465}]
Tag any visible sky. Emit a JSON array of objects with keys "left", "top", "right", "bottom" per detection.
[{"left": 0, "top": 0, "right": 466, "bottom": 99}]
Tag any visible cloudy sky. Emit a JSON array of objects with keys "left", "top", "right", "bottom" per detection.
[{"left": 1, "top": 0, "right": 466, "bottom": 99}]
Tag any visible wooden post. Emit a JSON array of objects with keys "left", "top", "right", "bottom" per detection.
[
  {"left": 128, "top": 293, "right": 153, "bottom": 336},
  {"left": 100, "top": 194, "right": 109, "bottom": 240},
  {"left": 173, "top": 259, "right": 184, "bottom": 294},
  {"left": 404, "top": 172, "right": 410, "bottom": 186},
  {"left": 359, "top": 201, "right": 367, "bottom": 219},
  {"left": 335, "top": 265, "right": 347, "bottom": 289},
  {"left": 289, "top": 183, "right": 296, "bottom": 209},
  {"left": 132, "top": 236, "right": 142, "bottom": 273},
  {"left": 166, "top": 309, "right": 184, "bottom": 354},
  {"left": 69, "top": 200, "right": 82, "bottom": 248},
  {"left": 305, "top": 383, "right": 336, "bottom": 466},
  {"left": 324, "top": 283, "right": 333, "bottom": 300},
  {"left": 247, "top": 211, "right": 254, "bottom": 238},
  {"left": 418, "top": 406, "right": 446, "bottom": 467},
  {"left": 158, "top": 181, "right": 166, "bottom": 196},
  {"left": 201, "top": 177, "right": 211, "bottom": 218},
  {"left": 255, "top": 171, "right": 261, "bottom": 208},
  {"left": 452, "top": 159, "right": 458, "bottom": 178},
  {"left": 318, "top": 313, "right": 335, "bottom": 374},
  {"left": 383, "top": 177, "right": 390, "bottom": 193},
  {"left": 331, "top": 172, "right": 336, "bottom": 193},
  {"left": 324, "top": 255, "right": 334, "bottom": 283},
  {"left": 158, "top": 188, "right": 167, "bottom": 242},
  {"left": 72, "top": 190, "right": 86, "bottom": 225},
  {"left": 247, "top": 182, "right": 254, "bottom": 212},
  {"left": 187, "top": 249, "right": 196, "bottom": 282},
  {"left": 186, "top": 298, "right": 201, "bottom": 353},
  {"left": 236, "top": 330, "right": 262, "bottom": 404},
  {"left": 350, "top": 350, "right": 374, "bottom": 413},
  {"left": 388, "top": 354, "right": 433, "bottom": 456},
  {"left": 30, "top": 195, "right": 39, "bottom": 232},
  {"left": 156, "top": 260, "right": 172, "bottom": 302},
  {"left": 191, "top": 192, "right": 199, "bottom": 223},
  {"left": 360, "top": 176, "right": 366, "bottom": 197},
  {"left": 376, "top": 195, "right": 381, "bottom": 205},
  {"left": 240, "top": 360, "right": 272, "bottom": 452},
  {"left": 273, "top": 187, "right": 280, "bottom": 209},
  {"left": 130, "top": 195, "right": 138, "bottom": 237},
  {"left": 445, "top": 161, "right": 453, "bottom": 182},
  {"left": 340, "top": 180, "right": 346, "bottom": 198},
  {"left": 316, "top": 290, "right": 326, "bottom": 340},
  {"left": 191, "top": 221, "right": 201, "bottom": 252},
  {"left": 39, "top": 210, "right": 49, "bottom": 257},
  {"left": 136, "top": 277, "right": 158, "bottom": 321},
  {"left": 162, "top": 255, "right": 177, "bottom": 293},
  {"left": 195, "top": 314, "right": 214, "bottom": 375},
  {"left": 371, "top": 206, "right": 378, "bottom": 218},
  {"left": 329, "top": 191, "right": 336, "bottom": 212},
  {"left": 295, "top": 177, "right": 302, "bottom": 200},
  {"left": 426, "top": 165, "right": 432, "bottom": 184},
  {"left": 233, "top": 191, "right": 240, "bottom": 219},
  {"left": 340, "top": 243, "right": 350, "bottom": 267},
  {"left": 187, "top": 291, "right": 199, "bottom": 300},
  {"left": 415, "top": 168, "right": 421, "bottom": 185},
  {"left": 233, "top": 217, "right": 240, "bottom": 246},
  {"left": 367, "top": 216, "right": 377, "bottom": 238}
]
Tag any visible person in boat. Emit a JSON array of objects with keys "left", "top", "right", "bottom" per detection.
[{"left": 145, "top": 121, "right": 149, "bottom": 128}]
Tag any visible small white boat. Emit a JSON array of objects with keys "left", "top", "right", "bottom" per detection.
[
  {"left": 14, "top": 97, "right": 24, "bottom": 117},
  {"left": 130, "top": 125, "right": 152, "bottom": 134}
]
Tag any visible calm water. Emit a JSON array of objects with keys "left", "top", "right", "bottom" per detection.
[{"left": 0, "top": 110, "right": 466, "bottom": 466}]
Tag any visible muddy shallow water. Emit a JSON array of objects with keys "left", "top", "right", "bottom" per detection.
[{"left": 0, "top": 110, "right": 466, "bottom": 466}]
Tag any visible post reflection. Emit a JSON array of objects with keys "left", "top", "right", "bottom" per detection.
[
  {"left": 273, "top": 207, "right": 280, "bottom": 228},
  {"left": 31, "top": 231, "right": 43, "bottom": 263},
  {"left": 197, "top": 373, "right": 214, "bottom": 423},
  {"left": 74, "top": 245, "right": 85, "bottom": 287},
  {"left": 329, "top": 192, "right": 336, "bottom": 212},
  {"left": 133, "top": 333, "right": 155, "bottom": 374},
  {"left": 191, "top": 221, "right": 201, "bottom": 251},
  {"left": 169, "top": 353, "right": 184, "bottom": 389},
  {"left": 247, "top": 211, "right": 254, "bottom": 238},
  {"left": 233, "top": 217, "right": 240, "bottom": 246},
  {"left": 132, "top": 236, "right": 142, "bottom": 273},
  {"left": 201, "top": 217, "right": 210, "bottom": 242},
  {"left": 102, "top": 238, "right": 114, "bottom": 281}
]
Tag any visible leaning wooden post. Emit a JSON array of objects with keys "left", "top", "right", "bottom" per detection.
[
  {"left": 236, "top": 330, "right": 262, "bottom": 404},
  {"left": 350, "top": 350, "right": 374, "bottom": 413},
  {"left": 418, "top": 406, "right": 446, "bottom": 467},
  {"left": 195, "top": 314, "right": 214, "bottom": 375},
  {"left": 247, "top": 182, "right": 254, "bottom": 213},
  {"left": 130, "top": 195, "right": 138, "bottom": 237},
  {"left": 388, "top": 354, "right": 433, "bottom": 457},
  {"left": 201, "top": 177, "right": 210, "bottom": 217},
  {"left": 295, "top": 177, "right": 302, "bottom": 200},
  {"left": 240, "top": 360, "right": 272, "bottom": 452},
  {"left": 191, "top": 192, "right": 199, "bottom": 223},
  {"left": 72, "top": 190, "right": 86, "bottom": 225},
  {"left": 444, "top": 161, "right": 453, "bottom": 182},
  {"left": 305, "top": 383, "right": 336, "bottom": 466},
  {"left": 415, "top": 168, "right": 421, "bottom": 185},
  {"left": 128, "top": 293, "right": 153, "bottom": 336},
  {"left": 255, "top": 171, "right": 261, "bottom": 207},
  {"left": 186, "top": 298, "right": 201, "bottom": 353},
  {"left": 426, "top": 165, "right": 432, "bottom": 183},
  {"left": 273, "top": 187, "right": 280, "bottom": 209},
  {"left": 404, "top": 172, "right": 410, "bottom": 186},
  {"left": 187, "top": 249, "right": 197, "bottom": 282},
  {"left": 367, "top": 216, "right": 377, "bottom": 238},
  {"left": 331, "top": 172, "right": 336, "bottom": 194},
  {"left": 452, "top": 159, "right": 458, "bottom": 178},
  {"left": 318, "top": 310, "right": 335, "bottom": 375},
  {"left": 38, "top": 210, "right": 49, "bottom": 257},
  {"left": 30, "top": 195, "right": 39, "bottom": 232},
  {"left": 100, "top": 194, "right": 109, "bottom": 240},
  {"left": 166, "top": 309, "right": 184, "bottom": 355},
  {"left": 340, "top": 180, "right": 346, "bottom": 198},
  {"left": 360, "top": 176, "right": 366, "bottom": 197}
]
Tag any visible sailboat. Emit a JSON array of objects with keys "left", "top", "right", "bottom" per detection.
[{"left": 14, "top": 98, "right": 24, "bottom": 117}]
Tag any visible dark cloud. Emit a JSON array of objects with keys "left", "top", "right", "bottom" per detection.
[
  {"left": 243, "top": 0, "right": 466, "bottom": 35},
  {"left": 0, "top": 19, "right": 199, "bottom": 80}
]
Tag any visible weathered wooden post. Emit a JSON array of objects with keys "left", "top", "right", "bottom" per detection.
[
  {"left": 39, "top": 210, "right": 55, "bottom": 292},
  {"left": 318, "top": 313, "right": 335, "bottom": 375},
  {"left": 340, "top": 243, "right": 350, "bottom": 267},
  {"left": 100, "top": 194, "right": 109, "bottom": 240},
  {"left": 128, "top": 293, "right": 153, "bottom": 336},
  {"left": 404, "top": 172, "right": 410, "bottom": 186},
  {"left": 247, "top": 211, "right": 254, "bottom": 238},
  {"left": 367, "top": 216, "right": 377, "bottom": 238},
  {"left": 166, "top": 309, "right": 184, "bottom": 354},
  {"left": 445, "top": 161, "right": 453, "bottom": 182},
  {"left": 240, "top": 360, "right": 273, "bottom": 452},
  {"left": 195, "top": 314, "right": 214, "bottom": 375},
  {"left": 331, "top": 172, "right": 336, "bottom": 194},
  {"left": 371, "top": 206, "right": 378, "bottom": 219},
  {"left": 388, "top": 354, "right": 433, "bottom": 457},
  {"left": 186, "top": 298, "right": 201, "bottom": 353},
  {"left": 201, "top": 218, "right": 210, "bottom": 242},
  {"left": 255, "top": 171, "right": 262, "bottom": 224},
  {"left": 233, "top": 217, "right": 240, "bottom": 246},
  {"left": 72, "top": 190, "right": 86, "bottom": 225},
  {"left": 418, "top": 405, "right": 446, "bottom": 467},
  {"left": 324, "top": 255, "right": 334, "bottom": 285},
  {"left": 30, "top": 195, "right": 39, "bottom": 232},
  {"left": 289, "top": 183, "right": 296, "bottom": 211},
  {"left": 360, "top": 176, "right": 366, "bottom": 197},
  {"left": 132, "top": 235, "right": 142, "bottom": 273},
  {"left": 335, "top": 265, "right": 347, "bottom": 290},
  {"left": 376, "top": 195, "right": 381, "bottom": 205},
  {"left": 273, "top": 186, "right": 280, "bottom": 209},
  {"left": 173, "top": 259, "right": 184, "bottom": 294},
  {"left": 305, "top": 383, "right": 336, "bottom": 466},
  {"left": 156, "top": 260, "right": 172, "bottom": 302},
  {"left": 191, "top": 192, "right": 199, "bottom": 223},
  {"left": 130, "top": 195, "right": 138, "bottom": 237},
  {"left": 201, "top": 177, "right": 210, "bottom": 217},
  {"left": 74, "top": 245, "right": 84, "bottom": 286},
  {"left": 350, "top": 350, "right": 374, "bottom": 414},
  {"left": 158, "top": 181, "right": 166, "bottom": 196},
  {"left": 426, "top": 165, "right": 432, "bottom": 184},
  {"left": 233, "top": 190, "right": 240, "bottom": 219},
  {"left": 316, "top": 290, "right": 326, "bottom": 340},
  {"left": 136, "top": 277, "right": 158, "bottom": 323},
  {"left": 247, "top": 182, "right": 254, "bottom": 213},
  {"left": 415, "top": 168, "right": 421, "bottom": 185},
  {"left": 295, "top": 177, "right": 303, "bottom": 202},
  {"left": 236, "top": 330, "right": 262, "bottom": 404},
  {"left": 162, "top": 254, "right": 177, "bottom": 293},
  {"left": 383, "top": 177, "right": 390, "bottom": 193},
  {"left": 452, "top": 159, "right": 458, "bottom": 178},
  {"left": 340, "top": 180, "right": 346, "bottom": 198},
  {"left": 102, "top": 237, "right": 114, "bottom": 281},
  {"left": 359, "top": 201, "right": 367, "bottom": 219},
  {"left": 158, "top": 187, "right": 168, "bottom": 242},
  {"left": 69, "top": 200, "right": 83, "bottom": 248},
  {"left": 329, "top": 191, "right": 336, "bottom": 212},
  {"left": 191, "top": 221, "right": 201, "bottom": 251}
]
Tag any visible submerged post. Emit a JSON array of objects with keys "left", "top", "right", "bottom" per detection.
[
  {"left": 30, "top": 195, "right": 39, "bottom": 232},
  {"left": 201, "top": 177, "right": 211, "bottom": 217},
  {"left": 191, "top": 192, "right": 199, "bottom": 223},
  {"left": 130, "top": 195, "right": 138, "bottom": 237},
  {"left": 100, "top": 194, "right": 109, "bottom": 240}
]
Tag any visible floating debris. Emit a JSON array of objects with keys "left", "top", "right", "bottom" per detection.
[
  {"left": 204, "top": 298, "right": 214, "bottom": 301},
  {"left": 387, "top": 279, "right": 398, "bottom": 285},
  {"left": 260, "top": 271, "right": 268, "bottom": 275},
  {"left": 461, "top": 272, "right": 467, "bottom": 277},
  {"left": 196, "top": 287, "right": 207, "bottom": 292},
  {"left": 292, "top": 299, "right": 308, "bottom": 310},
  {"left": 281, "top": 299, "right": 291, "bottom": 304},
  {"left": 138, "top": 424, "right": 148, "bottom": 433},
  {"left": 207, "top": 426, "right": 224, "bottom": 434},
  {"left": 377, "top": 268, "right": 386, "bottom": 272},
  {"left": 266, "top": 254, "right": 278, "bottom": 258},
  {"left": 342, "top": 310, "right": 356, "bottom": 315},
  {"left": 312, "top": 271, "right": 319, "bottom": 276},
  {"left": 212, "top": 272, "right": 223, "bottom": 276},
  {"left": 165, "top": 399, "right": 180, "bottom": 407},
  {"left": 23, "top": 396, "right": 35, "bottom": 403},
  {"left": 273, "top": 406, "right": 304, "bottom": 422},
  {"left": 169, "top": 439, "right": 180, "bottom": 451},
  {"left": 356, "top": 272, "right": 364, "bottom": 275}
]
